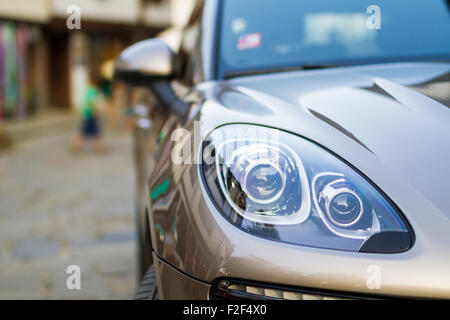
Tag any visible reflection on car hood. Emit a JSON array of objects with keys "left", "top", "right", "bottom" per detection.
[{"left": 228, "top": 62, "right": 450, "bottom": 217}]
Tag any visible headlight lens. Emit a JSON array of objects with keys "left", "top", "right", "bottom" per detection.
[
  {"left": 201, "top": 125, "right": 412, "bottom": 253},
  {"left": 217, "top": 142, "right": 310, "bottom": 225}
]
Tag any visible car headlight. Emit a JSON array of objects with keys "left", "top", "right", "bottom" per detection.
[{"left": 200, "top": 125, "right": 413, "bottom": 253}]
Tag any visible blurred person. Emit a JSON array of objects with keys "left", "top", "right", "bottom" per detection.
[{"left": 70, "top": 73, "right": 106, "bottom": 154}]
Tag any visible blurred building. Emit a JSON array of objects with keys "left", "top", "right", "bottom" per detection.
[{"left": 0, "top": 0, "right": 195, "bottom": 120}]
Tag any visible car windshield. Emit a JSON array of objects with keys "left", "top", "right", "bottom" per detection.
[{"left": 218, "top": 0, "right": 450, "bottom": 78}]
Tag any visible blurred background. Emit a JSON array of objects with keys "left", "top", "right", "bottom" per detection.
[{"left": 0, "top": 0, "right": 195, "bottom": 299}]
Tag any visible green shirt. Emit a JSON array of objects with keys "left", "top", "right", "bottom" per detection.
[{"left": 80, "top": 86, "right": 99, "bottom": 119}]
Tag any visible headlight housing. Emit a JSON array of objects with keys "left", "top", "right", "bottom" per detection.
[{"left": 200, "top": 125, "right": 413, "bottom": 253}]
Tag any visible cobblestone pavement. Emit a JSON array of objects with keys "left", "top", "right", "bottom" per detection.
[{"left": 0, "top": 117, "right": 137, "bottom": 299}]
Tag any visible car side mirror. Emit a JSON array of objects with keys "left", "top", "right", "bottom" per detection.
[
  {"left": 114, "top": 38, "right": 176, "bottom": 85},
  {"left": 114, "top": 39, "right": 189, "bottom": 118}
]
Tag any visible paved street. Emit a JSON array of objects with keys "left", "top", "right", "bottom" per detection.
[{"left": 0, "top": 115, "right": 137, "bottom": 299}]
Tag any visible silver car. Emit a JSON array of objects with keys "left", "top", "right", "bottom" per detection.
[{"left": 115, "top": 0, "right": 450, "bottom": 299}]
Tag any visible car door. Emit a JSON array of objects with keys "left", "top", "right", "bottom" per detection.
[{"left": 145, "top": 0, "right": 206, "bottom": 274}]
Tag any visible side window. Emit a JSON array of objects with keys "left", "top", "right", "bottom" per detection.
[{"left": 178, "top": 0, "right": 204, "bottom": 86}]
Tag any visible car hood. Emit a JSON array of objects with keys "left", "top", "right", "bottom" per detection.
[{"left": 210, "top": 62, "right": 450, "bottom": 220}]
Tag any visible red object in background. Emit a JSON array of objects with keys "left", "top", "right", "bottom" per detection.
[{"left": 237, "top": 32, "right": 261, "bottom": 50}]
